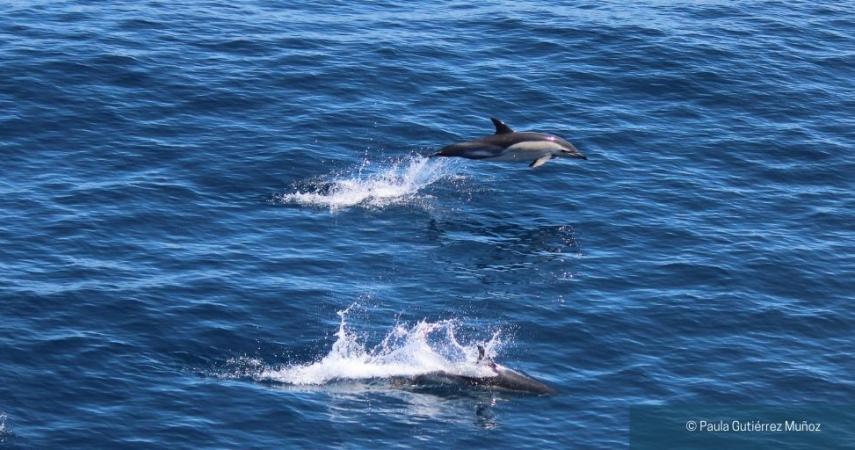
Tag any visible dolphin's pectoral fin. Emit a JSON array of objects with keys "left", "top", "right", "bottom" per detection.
[
  {"left": 490, "top": 117, "right": 514, "bottom": 134},
  {"left": 530, "top": 155, "right": 552, "bottom": 168}
]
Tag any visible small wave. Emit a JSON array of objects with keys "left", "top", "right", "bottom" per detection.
[
  {"left": 221, "top": 304, "right": 505, "bottom": 386},
  {"left": 279, "top": 155, "right": 456, "bottom": 212}
]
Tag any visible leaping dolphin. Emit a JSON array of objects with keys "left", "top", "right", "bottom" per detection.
[
  {"left": 390, "top": 346, "right": 556, "bottom": 395},
  {"left": 433, "top": 117, "right": 587, "bottom": 168}
]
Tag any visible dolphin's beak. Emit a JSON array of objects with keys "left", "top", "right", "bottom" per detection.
[{"left": 562, "top": 146, "right": 587, "bottom": 160}]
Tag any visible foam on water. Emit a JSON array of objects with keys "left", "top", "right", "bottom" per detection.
[
  {"left": 279, "top": 155, "right": 456, "bottom": 212},
  {"left": 226, "top": 305, "right": 504, "bottom": 386}
]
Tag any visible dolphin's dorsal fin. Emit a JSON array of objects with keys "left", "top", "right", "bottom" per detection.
[
  {"left": 490, "top": 117, "right": 513, "bottom": 134},
  {"left": 476, "top": 345, "right": 497, "bottom": 370}
]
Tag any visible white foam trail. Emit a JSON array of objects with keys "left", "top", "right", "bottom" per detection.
[
  {"left": 279, "top": 155, "right": 455, "bottom": 212},
  {"left": 227, "top": 305, "right": 504, "bottom": 386}
]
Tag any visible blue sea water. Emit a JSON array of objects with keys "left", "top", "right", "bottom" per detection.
[{"left": 1, "top": 1, "right": 854, "bottom": 448}]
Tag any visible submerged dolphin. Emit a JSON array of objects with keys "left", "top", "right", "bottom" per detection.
[
  {"left": 433, "top": 117, "right": 587, "bottom": 168},
  {"left": 391, "top": 346, "right": 556, "bottom": 395}
]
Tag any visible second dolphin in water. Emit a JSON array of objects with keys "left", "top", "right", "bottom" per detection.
[
  {"left": 434, "top": 117, "right": 587, "bottom": 168},
  {"left": 390, "top": 346, "right": 556, "bottom": 395}
]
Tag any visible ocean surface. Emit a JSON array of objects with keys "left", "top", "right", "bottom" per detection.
[{"left": 1, "top": 1, "right": 853, "bottom": 448}]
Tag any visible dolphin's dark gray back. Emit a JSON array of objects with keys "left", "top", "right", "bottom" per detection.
[
  {"left": 396, "top": 366, "right": 555, "bottom": 395},
  {"left": 435, "top": 132, "right": 555, "bottom": 158}
]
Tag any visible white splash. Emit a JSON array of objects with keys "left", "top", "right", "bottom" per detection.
[
  {"left": 225, "top": 305, "right": 504, "bottom": 386},
  {"left": 279, "top": 155, "right": 456, "bottom": 212}
]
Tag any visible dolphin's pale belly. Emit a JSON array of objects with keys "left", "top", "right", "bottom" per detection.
[
  {"left": 483, "top": 150, "right": 550, "bottom": 162},
  {"left": 482, "top": 141, "right": 564, "bottom": 162}
]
